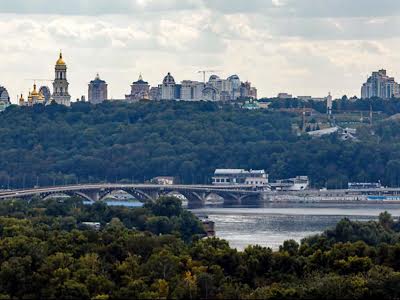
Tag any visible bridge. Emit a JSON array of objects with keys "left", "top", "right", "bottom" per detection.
[{"left": 0, "top": 184, "right": 264, "bottom": 208}]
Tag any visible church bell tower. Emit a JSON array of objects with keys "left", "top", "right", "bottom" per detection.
[{"left": 52, "top": 52, "right": 71, "bottom": 106}]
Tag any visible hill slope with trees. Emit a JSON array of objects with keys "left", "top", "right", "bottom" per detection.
[{"left": 1, "top": 101, "right": 400, "bottom": 188}]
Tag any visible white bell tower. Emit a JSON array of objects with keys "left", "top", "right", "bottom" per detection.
[{"left": 52, "top": 52, "right": 71, "bottom": 106}]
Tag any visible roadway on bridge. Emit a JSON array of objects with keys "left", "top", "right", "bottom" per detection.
[{"left": 0, "top": 183, "right": 261, "bottom": 200}]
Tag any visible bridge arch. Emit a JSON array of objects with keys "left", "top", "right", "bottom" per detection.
[
  {"left": 120, "top": 188, "right": 155, "bottom": 203},
  {"left": 41, "top": 191, "right": 97, "bottom": 202}
]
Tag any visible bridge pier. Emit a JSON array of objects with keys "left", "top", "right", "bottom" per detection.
[
  {"left": 182, "top": 191, "right": 207, "bottom": 209},
  {"left": 240, "top": 194, "right": 262, "bottom": 206},
  {"left": 77, "top": 190, "right": 100, "bottom": 202},
  {"left": 221, "top": 193, "right": 242, "bottom": 206}
]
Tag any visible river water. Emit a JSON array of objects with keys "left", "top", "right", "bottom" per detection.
[{"left": 192, "top": 203, "right": 400, "bottom": 250}]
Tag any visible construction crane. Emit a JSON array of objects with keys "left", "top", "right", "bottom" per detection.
[
  {"left": 25, "top": 79, "right": 53, "bottom": 84},
  {"left": 198, "top": 70, "right": 219, "bottom": 83}
]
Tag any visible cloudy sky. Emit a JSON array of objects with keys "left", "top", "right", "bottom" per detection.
[{"left": 1, "top": 0, "right": 400, "bottom": 102}]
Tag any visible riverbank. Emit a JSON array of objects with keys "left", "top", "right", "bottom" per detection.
[{"left": 193, "top": 202, "right": 400, "bottom": 250}]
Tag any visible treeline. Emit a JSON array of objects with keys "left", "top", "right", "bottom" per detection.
[
  {"left": 2, "top": 101, "right": 400, "bottom": 188},
  {"left": 1, "top": 198, "right": 400, "bottom": 298},
  {"left": 265, "top": 96, "right": 400, "bottom": 115}
]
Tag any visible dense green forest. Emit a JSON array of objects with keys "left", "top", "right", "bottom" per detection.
[
  {"left": 2, "top": 101, "right": 400, "bottom": 188},
  {"left": 265, "top": 96, "right": 400, "bottom": 115},
  {"left": 1, "top": 197, "right": 400, "bottom": 298}
]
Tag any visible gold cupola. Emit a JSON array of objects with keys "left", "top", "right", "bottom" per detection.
[
  {"left": 56, "top": 51, "right": 66, "bottom": 66},
  {"left": 38, "top": 92, "right": 45, "bottom": 102},
  {"left": 28, "top": 91, "right": 33, "bottom": 104},
  {"left": 19, "top": 94, "right": 25, "bottom": 105},
  {"left": 31, "top": 83, "right": 39, "bottom": 96}
]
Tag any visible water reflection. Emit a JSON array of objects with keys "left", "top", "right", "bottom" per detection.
[{"left": 193, "top": 203, "right": 400, "bottom": 250}]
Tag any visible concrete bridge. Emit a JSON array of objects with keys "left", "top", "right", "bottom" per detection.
[{"left": 0, "top": 184, "right": 264, "bottom": 208}]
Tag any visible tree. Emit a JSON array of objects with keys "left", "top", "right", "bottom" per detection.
[
  {"left": 379, "top": 211, "right": 394, "bottom": 231},
  {"left": 148, "top": 197, "right": 183, "bottom": 218}
]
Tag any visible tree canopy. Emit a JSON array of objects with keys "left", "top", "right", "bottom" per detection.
[
  {"left": 0, "top": 198, "right": 400, "bottom": 298},
  {"left": 1, "top": 101, "right": 400, "bottom": 189}
]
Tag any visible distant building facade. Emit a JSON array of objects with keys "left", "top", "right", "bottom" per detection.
[
  {"left": 212, "top": 169, "right": 269, "bottom": 186},
  {"left": 361, "top": 69, "right": 400, "bottom": 99},
  {"left": 270, "top": 176, "right": 310, "bottom": 191},
  {"left": 151, "top": 176, "right": 175, "bottom": 185},
  {"left": 161, "top": 72, "right": 178, "bottom": 100},
  {"left": 152, "top": 73, "right": 258, "bottom": 101},
  {"left": 88, "top": 74, "right": 108, "bottom": 104},
  {"left": 125, "top": 74, "right": 150, "bottom": 102},
  {"left": 180, "top": 80, "right": 205, "bottom": 101},
  {"left": 277, "top": 93, "right": 293, "bottom": 99},
  {"left": 0, "top": 85, "right": 10, "bottom": 111},
  {"left": 149, "top": 86, "right": 161, "bottom": 101}
]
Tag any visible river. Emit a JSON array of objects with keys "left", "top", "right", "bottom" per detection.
[{"left": 192, "top": 203, "right": 400, "bottom": 250}]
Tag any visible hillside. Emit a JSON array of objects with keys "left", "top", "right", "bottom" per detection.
[{"left": 1, "top": 101, "right": 400, "bottom": 188}]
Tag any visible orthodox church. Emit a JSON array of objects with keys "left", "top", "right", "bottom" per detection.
[{"left": 19, "top": 52, "right": 71, "bottom": 106}]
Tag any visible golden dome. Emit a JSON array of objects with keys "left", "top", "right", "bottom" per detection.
[
  {"left": 38, "top": 92, "right": 45, "bottom": 101},
  {"left": 19, "top": 94, "right": 24, "bottom": 103},
  {"left": 31, "top": 84, "right": 39, "bottom": 96},
  {"left": 56, "top": 52, "right": 66, "bottom": 65}
]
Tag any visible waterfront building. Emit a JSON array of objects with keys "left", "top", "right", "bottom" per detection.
[
  {"left": 52, "top": 52, "right": 71, "bottom": 106},
  {"left": 212, "top": 169, "right": 269, "bottom": 186},
  {"left": 151, "top": 176, "right": 175, "bottom": 185},
  {"left": 125, "top": 74, "right": 150, "bottom": 102},
  {"left": 361, "top": 69, "right": 400, "bottom": 99},
  {"left": 348, "top": 182, "right": 382, "bottom": 189},
  {"left": 88, "top": 74, "right": 108, "bottom": 104},
  {"left": 0, "top": 85, "right": 11, "bottom": 111},
  {"left": 270, "top": 176, "right": 310, "bottom": 191}
]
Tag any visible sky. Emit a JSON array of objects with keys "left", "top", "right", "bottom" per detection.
[{"left": 1, "top": 0, "right": 400, "bottom": 103}]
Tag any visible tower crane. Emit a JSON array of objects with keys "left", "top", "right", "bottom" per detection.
[
  {"left": 198, "top": 70, "right": 219, "bottom": 83},
  {"left": 25, "top": 79, "right": 53, "bottom": 83}
]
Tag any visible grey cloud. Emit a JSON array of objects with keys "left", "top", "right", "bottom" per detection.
[
  {"left": 2, "top": 0, "right": 400, "bottom": 19},
  {"left": 262, "top": 17, "right": 400, "bottom": 40},
  {"left": 202, "top": 0, "right": 400, "bottom": 18},
  {"left": 0, "top": 0, "right": 200, "bottom": 15}
]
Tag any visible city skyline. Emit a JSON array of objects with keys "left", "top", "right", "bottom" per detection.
[{"left": 1, "top": 0, "right": 400, "bottom": 102}]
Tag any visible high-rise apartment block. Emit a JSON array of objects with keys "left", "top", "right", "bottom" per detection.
[
  {"left": 361, "top": 69, "right": 400, "bottom": 99},
  {"left": 0, "top": 85, "right": 10, "bottom": 111},
  {"left": 125, "top": 74, "right": 150, "bottom": 102},
  {"left": 150, "top": 73, "right": 257, "bottom": 101},
  {"left": 88, "top": 74, "right": 108, "bottom": 104}
]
